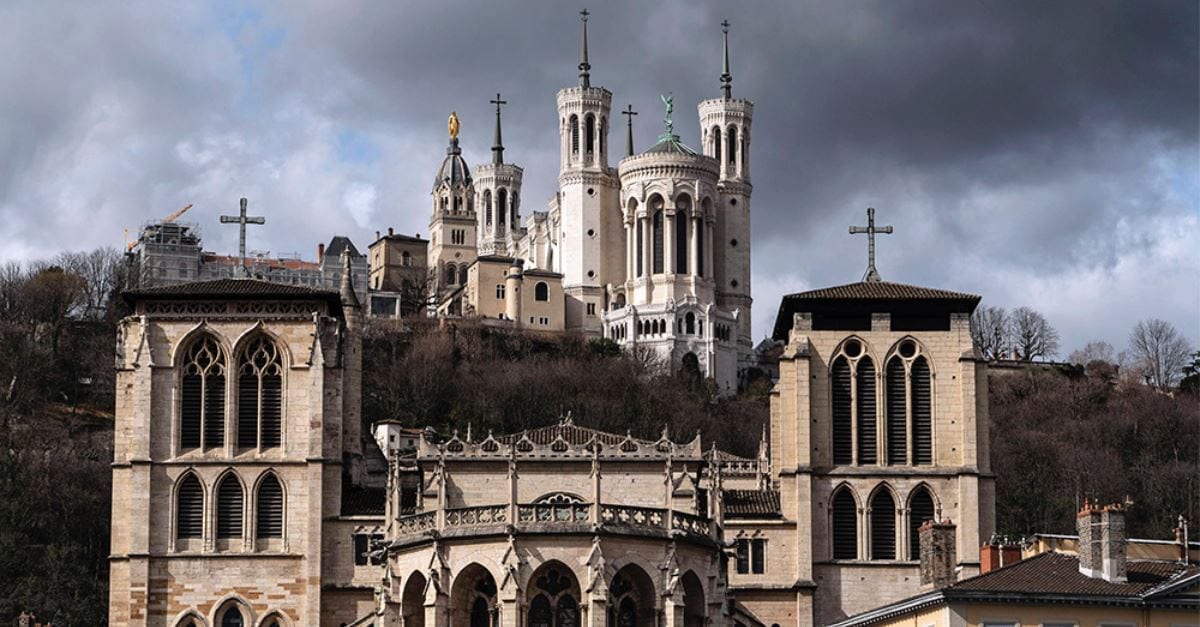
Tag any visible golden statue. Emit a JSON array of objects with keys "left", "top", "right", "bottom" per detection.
[{"left": 448, "top": 111, "right": 460, "bottom": 139}]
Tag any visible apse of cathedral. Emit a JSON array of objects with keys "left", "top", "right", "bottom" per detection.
[{"left": 108, "top": 12, "right": 993, "bottom": 627}]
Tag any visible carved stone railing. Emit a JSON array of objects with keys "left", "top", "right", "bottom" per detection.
[
  {"left": 717, "top": 459, "right": 761, "bottom": 475},
  {"left": 517, "top": 502, "right": 590, "bottom": 525},
  {"left": 671, "top": 511, "right": 710, "bottom": 537},
  {"left": 445, "top": 505, "right": 508, "bottom": 529},
  {"left": 396, "top": 511, "right": 436, "bottom": 537},
  {"left": 600, "top": 505, "right": 666, "bottom": 530}
]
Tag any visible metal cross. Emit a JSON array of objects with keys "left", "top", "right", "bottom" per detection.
[
  {"left": 490, "top": 92, "right": 507, "bottom": 164},
  {"left": 219, "top": 197, "right": 266, "bottom": 275},
  {"left": 621, "top": 104, "right": 638, "bottom": 157},
  {"left": 849, "top": 207, "right": 893, "bottom": 282}
]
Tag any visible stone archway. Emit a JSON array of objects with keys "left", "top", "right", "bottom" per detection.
[
  {"left": 525, "top": 560, "right": 582, "bottom": 627},
  {"left": 608, "top": 563, "right": 657, "bottom": 627},
  {"left": 401, "top": 570, "right": 427, "bottom": 627},
  {"left": 450, "top": 563, "right": 498, "bottom": 627},
  {"left": 681, "top": 571, "right": 705, "bottom": 627}
]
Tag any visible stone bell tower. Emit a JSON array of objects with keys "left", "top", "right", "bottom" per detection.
[
  {"left": 428, "top": 112, "right": 478, "bottom": 297},
  {"left": 556, "top": 9, "right": 623, "bottom": 335},
  {"left": 475, "top": 93, "right": 524, "bottom": 257},
  {"left": 698, "top": 20, "right": 753, "bottom": 366}
]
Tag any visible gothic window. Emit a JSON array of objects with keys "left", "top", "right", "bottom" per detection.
[
  {"left": 585, "top": 114, "right": 595, "bottom": 154},
  {"left": 570, "top": 116, "right": 579, "bottom": 154},
  {"left": 498, "top": 188, "right": 508, "bottom": 227},
  {"left": 484, "top": 190, "right": 493, "bottom": 225},
  {"left": 696, "top": 215, "right": 706, "bottom": 277},
  {"left": 912, "top": 356, "right": 933, "bottom": 464},
  {"left": 535, "top": 282, "right": 549, "bottom": 302},
  {"left": 652, "top": 209, "right": 664, "bottom": 274},
  {"left": 886, "top": 357, "right": 907, "bottom": 465},
  {"left": 857, "top": 356, "right": 878, "bottom": 464},
  {"left": 909, "top": 487, "right": 936, "bottom": 560},
  {"left": 599, "top": 117, "right": 607, "bottom": 156},
  {"left": 176, "top": 473, "right": 203, "bottom": 539},
  {"left": 180, "top": 335, "right": 225, "bottom": 451},
  {"left": 454, "top": 194, "right": 462, "bottom": 212},
  {"left": 831, "top": 356, "right": 853, "bottom": 465},
  {"left": 870, "top": 489, "right": 896, "bottom": 560},
  {"left": 675, "top": 195, "right": 690, "bottom": 273},
  {"left": 728, "top": 126, "right": 738, "bottom": 165},
  {"left": 256, "top": 474, "right": 284, "bottom": 539},
  {"left": 712, "top": 125, "right": 722, "bottom": 159},
  {"left": 446, "top": 264, "right": 457, "bottom": 286},
  {"left": 219, "top": 606, "right": 245, "bottom": 627},
  {"left": 617, "top": 598, "right": 637, "bottom": 627},
  {"left": 685, "top": 312, "right": 696, "bottom": 335},
  {"left": 886, "top": 340, "right": 934, "bottom": 466},
  {"left": 831, "top": 487, "right": 858, "bottom": 560},
  {"left": 530, "top": 595, "right": 552, "bottom": 627},
  {"left": 635, "top": 219, "right": 644, "bottom": 277},
  {"left": 237, "top": 336, "right": 283, "bottom": 450},
  {"left": 216, "top": 473, "right": 244, "bottom": 539}
]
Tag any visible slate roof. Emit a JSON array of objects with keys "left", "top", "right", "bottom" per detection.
[
  {"left": 772, "top": 280, "right": 982, "bottom": 340},
  {"left": 125, "top": 278, "right": 338, "bottom": 299},
  {"left": 324, "top": 235, "right": 363, "bottom": 260},
  {"left": 434, "top": 138, "right": 472, "bottom": 190},
  {"left": 723, "top": 489, "right": 782, "bottom": 519},
  {"left": 643, "top": 133, "right": 699, "bottom": 156}
]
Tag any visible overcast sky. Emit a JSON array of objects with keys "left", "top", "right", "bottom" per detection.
[{"left": 1, "top": 1, "right": 1196, "bottom": 355}]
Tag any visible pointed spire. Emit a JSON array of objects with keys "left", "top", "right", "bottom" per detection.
[
  {"left": 340, "top": 246, "right": 359, "bottom": 309},
  {"left": 578, "top": 9, "right": 591, "bottom": 88},
  {"left": 490, "top": 93, "right": 507, "bottom": 165},
  {"left": 720, "top": 19, "right": 732, "bottom": 99},
  {"left": 621, "top": 104, "right": 638, "bottom": 157}
]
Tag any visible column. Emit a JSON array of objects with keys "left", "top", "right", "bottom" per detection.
[
  {"left": 689, "top": 217, "right": 699, "bottom": 279},
  {"left": 625, "top": 221, "right": 634, "bottom": 283}
]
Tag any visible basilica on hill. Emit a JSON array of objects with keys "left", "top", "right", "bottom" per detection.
[{"left": 107, "top": 11, "right": 995, "bottom": 627}]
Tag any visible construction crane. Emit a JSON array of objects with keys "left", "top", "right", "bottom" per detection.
[{"left": 163, "top": 203, "right": 193, "bottom": 223}]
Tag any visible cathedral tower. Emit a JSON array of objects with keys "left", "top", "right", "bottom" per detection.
[
  {"left": 698, "top": 21, "right": 753, "bottom": 366},
  {"left": 475, "top": 94, "right": 524, "bottom": 257},
  {"left": 555, "top": 9, "right": 623, "bottom": 334},
  {"left": 428, "top": 112, "right": 478, "bottom": 299}
]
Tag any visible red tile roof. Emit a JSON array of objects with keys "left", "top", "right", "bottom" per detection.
[
  {"left": 782, "top": 280, "right": 980, "bottom": 303},
  {"left": 723, "top": 489, "right": 781, "bottom": 519}
]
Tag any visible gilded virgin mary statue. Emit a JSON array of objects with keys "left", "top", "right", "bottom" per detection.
[{"left": 448, "top": 111, "right": 460, "bottom": 139}]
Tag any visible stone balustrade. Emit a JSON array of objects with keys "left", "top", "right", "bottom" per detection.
[
  {"left": 445, "top": 504, "right": 508, "bottom": 529},
  {"left": 394, "top": 503, "right": 715, "bottom": 543}
]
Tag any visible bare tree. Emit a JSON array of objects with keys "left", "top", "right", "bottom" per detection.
[
  {"left": 1010, "top": 306, "right": 1060, "bottom": 361},
  {"left": 57, "top": 247, "right": 124, "bottom": 320},
  {"left": 1128, "top": 318, "right": 1192, "bottom": 389},
  {"left": 970, "top": 305, "right": 1010, "bottom": 360},
  {"left": 1068, "top": 340, "right": 1116, "bottom": 366}
]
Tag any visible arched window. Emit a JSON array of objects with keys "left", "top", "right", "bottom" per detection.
[
  {"left": 401, "top": 251, "right": 412, "bottom": 267},
  {"left": 237, "top": 336, "right": 282, "bottom": 450},
  {"left": 685, "top": 312, "right": 696, "bottom": 335},
  {"left": 870, "top": 489, "right": 896, "bottom": 560},
  {"left": 728, "top": 126, "right": 738, "bottom": 165},
  {"left": 886, "top": 357, "right": 907, "bottom": 465},
  {"left": 570, "top": 116, "right": 579, "bottom": 155},
  {"left": 585, "top": 115, "right": 595, "bottom": 154},
  {"left": 695, "top": 214, "right": 706, "bottom": 278},
  {"left": 675, "top": 196, "right": 690, "bottom": 273},
  {"left": 535, "top": 282, "right": 549, "bottom": 302},
  {"left": 599, "top": 117, "right": 607, "bottom": 157},
  {"left": 712, "top": 125, "right": 722, "bottom": 159},
  {"left": 484, "top": 190, "right": 493, "bottom": 225},
  {"left": 529, "top": 595, "right": 552, "bottom": 627},
  {"left": 256, "top": 474, "right": 284, "bottom": 539},
  {"left": 831, "top": 356, "right": 853, "bottom": 465},
  {"left": 909, "top": 487, "right": 936, "bottom": 560},
  {"left": 445, "top": 264, "right": 457, "bottom": 286},
  {"left": 176, "top": 473, "right": 203, "bottom": 539},
  {"left": 511, "top": 192, "right": 519, "bottom": 226},
  {"left": 216, "top": 474, "right": 244, "bottom": 539},
  {"left": 635, "top": 218, "right": 644, "bottom": 277},
  {"left": 651, "top": 208, "right": 664, "bottom": 274},
  {"left": 831, "top": 488, "right": 857, "bottom": 560},
  {"left": 181, "top": 335, "right": 225, "bottom": 451},
  {"left": 220, "top": 606, "right": 245, "bottom": 627},
  {"left": 912, "top": 356, "right": 933, "bottom": 465},
  {"left": 498, "top": 189, "right": 508, "bottom": 228},
  {"left": 856, "top": 356, "right": 877, "bottom": 465}
]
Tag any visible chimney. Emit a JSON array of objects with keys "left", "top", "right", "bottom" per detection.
[
  {"left": 317, "top": 242, "right": 326, "bottom": 261},
  {"left": 388, "top": 227, "right": 394, "bottom": 236},
  {"left": 1077, "top": 499, "right": 1102, "bottom": 578},
  {"left": 1001, "top": 543, "right": 1022, "bottom": 567},
  {"left": 1100, "top": 504, "right": 1127, "bottom": 583},
  {"left": 1177, "top": 516, "right": 1190, "bottom": 564},
  {"left": 980, "top": 542, "right": 1000, "bottom": 574},
  {"left": 919, "top": 519, "right": 957, "bottom": 590}
]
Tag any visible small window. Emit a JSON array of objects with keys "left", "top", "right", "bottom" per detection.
[
  {"left": 354, "top": 532, "right": 385, "bottom": 566},
  {"left": 586, "top": 303, "right": 596, "bottom": 316},
  {"left": 496, "top": 284, "right": 505, "bottom": 299},
  {"left": 176, "top": 474, "right": 204, "bottom": 539},
  {"left": 535, "top": 282, "right": 549, "bottom": 301},
  {"left": 734, "top": 539, "right": 766, "bottom": 574}
]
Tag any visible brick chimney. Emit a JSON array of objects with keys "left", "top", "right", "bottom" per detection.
[
  {"left": 1100, "top": 504, "right": 1127, "bottom": 583},
  {"left": 317, "top": 242, "right": 326, "bottom": 261},
  {"left": 1077, "top": 499, "right": 1102, "bottom": 577},
  {"left": 980, "top": 537, "right": 1023, "bottom": 574},
  {"left": 919, "top": 519, "right": 957, "bottom": 590}
]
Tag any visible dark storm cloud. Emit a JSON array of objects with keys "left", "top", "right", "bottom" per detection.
[{"left": 0, "top": 0, "right": 1195, "bottom": 353}]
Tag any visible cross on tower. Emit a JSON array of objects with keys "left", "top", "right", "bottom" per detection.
[
  {"left": 490, "top": 92, "right": 507, "bottom": 165},
  {"left": 219, "top": 197, "right": 266, "bottom": 275},
  {"left": 849, "top": 207, "right": 893, "bottom": 283},
  {"left": 621, "top": 104, "right": 638, "bottom": 157}
]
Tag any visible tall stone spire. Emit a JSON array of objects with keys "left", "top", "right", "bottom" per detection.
[
  {"left": 490, "top": 93, "right": 507, "bottom": 165},
  {"left": 622, "top": 104, "right": 637, "bottom": 157},
  {"left": 340, "top": 246, "right": 359, "bottom": 309},
  {"left": 578, "top": 9, "right": 591, "bottom": 88},
  {"left": 720, "top": 19, "right": 732, "bottom": 99}
]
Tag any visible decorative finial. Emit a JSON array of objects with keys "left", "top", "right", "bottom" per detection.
[
  {"left": 490, "top": 93, "right": 507, "bottom": 165},
  {"left": 579, "top": 9, "right": 591, "bottom": 88},
  {"left": 849, "top": 207, "right": 894, "bottom": 282},
  {"left": 720, "top": 19, "right": 732, "bottom": 99},
  {"left": 621, "top": 104, "right": 638, "bottom": 157},
  {"left": 661, "top": 92, "right": 674, "bottom": 138},
  {"left": 448, "top": 111, "right": 460, "bottom": 140}
]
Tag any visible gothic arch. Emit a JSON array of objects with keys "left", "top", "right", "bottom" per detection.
[
  {"left": 525, "top": 560, "right": 584, "bottom": 627},
  {"left": 868, "top": 484, "right": 898, "bottom": 560},
  {"left": 255, "top": 611, "right": 292, "bottom": 627},
  {"left": 214, "top": 469, "right": 246, "bottom": 541},
  {"left": 232, "top": 330, "right": 286, "bottom": 450},
  {"left": 710, "top": 125, "right": 722, "bottom": 158},
  {"left": 906, "top": 483, "right": 940, "bottom": 560},
  {"left": 401, "top": 570, "right": 428, "bottom": 627},
  {"left": 483, "top": 189, "right": 493, "bottom": 225},
  {"left": 171, "top": 322, "right": 232, "bottom": 366},
  {"left": 450, "top": 562, "right": 499, "bottom": 627},
  {"left": 905, "top": 482, "right": 942, "bottom": 514},
  {"left": 229, "top": 322, "right": 293, "bottom": 370},
  {"left": 173, "top": 470, "right": 206, "bottom": 542},
  {"left": 176, "top": 328, "right": 229, "bottom": 452},
  {"left": 831, "top": 335, "right": 879, "bottom": 365},
  {"left": 829, "top": 483, "right": 860, "bottom": 561},
  {"left": 253, "top": 470, "right": 286, "bottom": 542},
  {"left": 607, "top": 562, "right": 658, "bottom": 627},
  {"left": 209, "top": 595, "right": 255, "bottom": 627},
  {"left": 172, "top": 608, "right": 208, "bottom": 627},
  {"left": 681, "top": 570, "right": 706, "bottom": 627},
  {"left": 883, "top": 336, "right": 936, "bottom": 375}
]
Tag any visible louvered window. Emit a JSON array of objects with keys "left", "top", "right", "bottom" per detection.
[
  {"left": 635, "top": 220, "right": 644, "bottom": 277},
  {"left": 831, "top": 357, "right": 853, "bottom": 465},
  {"left": 832, "top": 489, "right": 857, "bottom": 559},
  {"left": 256, "top": 474, "right": 284, "bottom": 539},
  {"left": 484, "top": 190, "right": 492, "bottom": 225},
  {"left": 216, "top": 475, "right": 244, "bottom": 539},
  {"left": 909, "top": 488, "right": 936, "bottom": 560},
  {"left": 695, "top": 218, "right": 705, "bottom": 278},
  {"left": 652, "top": 209, "right": 664, "bottom": 274},
  {"left": 728, "top": 126, "right": 738, "bottom": 165},
  {"left": 886, "top": 357, "right": 907, "bottom": 465},
  {"left": 585, "top": 115, "right": 596, "bottom": 154},
  {"left": 856, "top": 356, "right": 877, "bottom": 464},
  {"left": 237, "top": 336, "right": 283, "bottom": 450},
  {"left": 712, "top": 126, "right": 722, "bottom": 159},
  {"left": 570, "top": 116, "right": 579, "bottom": 154},
  {"left": 675, "top": 201, "right": 689, "bottom": 273},
  {"left": 912, "top": 356, "right": 933, "bottom": 465},
  {"left": 870, "top": 490, "right": 896, "bottom": 560},
  {"left": 176, "top": 474, "right": 203, "bottom": 539},
  {"left": 181, "top": 336, "right": 225, "bottom": 450},
  {"left": 498, "top": 189, "right": 508, "bottom": 227}
]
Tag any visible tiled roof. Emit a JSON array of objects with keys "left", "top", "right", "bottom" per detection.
[
  {"left": 782, "top": 281, "right": 980, "bottom": 303},
  {"left": 324, "top": 235, "right": 363, "bottom": 260},
  {"left": 341, "top": 485, "right": 386, "bottom": 517},
  {"left": 125, "top": 278, "right": 338, "bottom": 298},
  {"left": 723, "top": 489, "right": 781, "bottom": 519},
  {"left": 947, "top": 551, "right": 1197, "bottom": 598}
]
